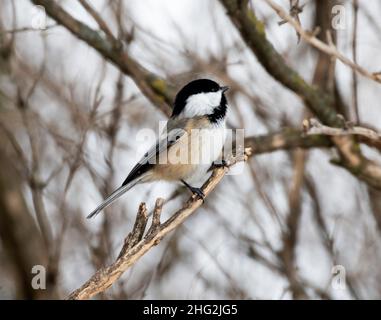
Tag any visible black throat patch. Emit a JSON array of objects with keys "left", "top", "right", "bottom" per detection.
[{"left": 207, "top": 94, "right": 227, "bottom": 123}]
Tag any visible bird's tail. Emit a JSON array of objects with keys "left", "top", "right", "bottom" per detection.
[{"left": 87, "top": 179, "right": 140, "bottom": 219}]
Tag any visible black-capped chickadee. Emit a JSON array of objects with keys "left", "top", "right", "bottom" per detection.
[{"left": 87, "top": 79, "right": 229, "bottom": 218}]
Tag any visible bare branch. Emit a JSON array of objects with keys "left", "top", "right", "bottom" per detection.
[
  {"left": 351, "top": 0, "right": 360, "bottom": 122},
  {"left": 303, "top": 118, "right": 381, "bottom": 141},
  {"left": 77, "top": 0, "right": 116, "bottom": 42},
  {"left": 264, "top": 0, "right": 381, "bottom": 84},
  {"left": 146, "top": 198, "right": 165, "bottom": 237},
  {"left": 220, "top": 0, "right": 381, "bottom": 189},
  {"left": 281, "top": 148, "right": 307, "bottom": 299},
  {"left": 0, "top": 24, "right": 57, "bottom": 34},
  {"left": 30, "top": 0, "right": 173, "bottom": 116},
  {"left": 0, "top": 148, "right": 53, "bottom": 298},
  {"left": 219, "top": 0, "right": 341, "bottom": 127},
  {"left": 117, "top": 203, "right": 148, "bottom": 259}
]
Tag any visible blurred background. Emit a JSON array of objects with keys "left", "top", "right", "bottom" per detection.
[{"left": 1, "top": 0, "right": 381, "bottom": 299}]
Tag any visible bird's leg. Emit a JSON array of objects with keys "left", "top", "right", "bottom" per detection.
[
  {"left": 212, "top": 159, "right": 228, "bottom": 169},
  {"left": 181, "top": 179, "right": 205, "bottom": 201}
]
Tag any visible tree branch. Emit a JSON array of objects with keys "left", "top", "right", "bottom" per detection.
[
  {"left": 304, "top": 118, "right": 381, "bottom": 141},
  {"left": 244, "top": 128, "right": 332, "bottom": 153},
  {"left": 219, "top": 0, "right": 381, "bottom": 189},
  {"left": 31, "top": 0, "right": 173, "bottom": 116},
  {"left": 0, "top": 148, "right": 52, "bottom": 298},
  {"left": 77, "top": 0, "right": 116, "bottom": 42},
  {"left": 220, "top": 0, "right": 340, "bottom": 127},
  {"left": 264, "top": 0, "right": 381, "bottom": 84}
]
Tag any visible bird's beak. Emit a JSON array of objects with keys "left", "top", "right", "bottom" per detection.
[{"left": 221, "top": 86, "right": 229, "bottom": 93}]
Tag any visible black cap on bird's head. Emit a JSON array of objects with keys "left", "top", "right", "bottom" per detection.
[{"left": 171, "top": 79, "right": 229, "bottom": 119}]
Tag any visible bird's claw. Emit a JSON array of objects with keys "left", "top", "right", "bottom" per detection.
[
  {"left": 181, "top": 179, "right": 205, "bottom": 202},
  {"left": 190, "top": 186, "right": 205, "bottom": 202},
  {"left": 212, "top": 159, "right": 228, "bottom": 169}
]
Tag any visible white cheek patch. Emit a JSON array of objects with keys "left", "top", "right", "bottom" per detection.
[{"left": 181, "top": 91, "right": 222, "bottom": 118}]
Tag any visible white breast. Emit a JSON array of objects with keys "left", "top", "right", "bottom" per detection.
[
  {"left": 185, "top": 121, "right": 227, "bottom": 186},
  {"left": 199, "top": 122, "right": 227, "bottom": 164}
]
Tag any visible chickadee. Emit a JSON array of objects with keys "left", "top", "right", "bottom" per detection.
[{"left": 87, "top": 79, "right": 229, "bottom": 218}]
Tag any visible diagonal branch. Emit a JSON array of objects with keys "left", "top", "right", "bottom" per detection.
[
  {"left": 30, "top": 0, "right": 173, "bottom": 116},
  {"left": 77, "top": 0, "right": 116, "bottom": 42},
  {"left": 220, "top": 0, "right": 340, "bottom": 127}
]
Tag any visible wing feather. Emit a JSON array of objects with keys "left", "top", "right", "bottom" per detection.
[{"left": 122, "top": 125, "right": 187, "bottom": 186}]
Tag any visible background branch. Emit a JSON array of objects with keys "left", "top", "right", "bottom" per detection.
[
  {"left": 31, "top": 0, "right": 174, "bottom": 116},
  {"left": 264, "top": 0, "right": 381, "bottom": 84},
  {"left": 220, "top": 0, "right": 381, "bottom": 189}
]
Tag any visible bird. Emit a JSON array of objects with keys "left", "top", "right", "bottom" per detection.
[{"left": 87, "top": 78, "right": 229, "bottom": 219}]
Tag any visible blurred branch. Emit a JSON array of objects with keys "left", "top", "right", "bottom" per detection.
[
  {"left": 351, "top": 0, "right": 359, "bottom": 122},
  {"left": 30, "top": 0, "right": 173, "bottom": 116},
  {"left": 0, "top": 150, "right": 51, "bottom": 298},
  {"left": 281, "top": 148, "right": 307, "bottom": 299},
  {"left": 77, "top": 0, "right": 116, "bottom": 41},
  {"left": 245, "top": 128, "right": 332, "bottom": 153},
  {"left": 18, "top": 101, "right": 54, "bottom": 252},
  {"left": 278, "top": 0, "right": 306, "bottom": 43},
  {"left": 304, "top": 118, "right": 381, "bottom": 141},
  {"left": 0, "top": 24, "right": 57, "bottom": 34},
  {"left": 264, "top": 0, "right": 381, "bottom": 84},
  {"left": 305, "top": 176, "right": 360, "bottom": 299},
  {"left": 311, "top": 0, "right": 337, "bottom": 103},
  {"left": 33, "top": 0, "right": 381, "bottom": 189},
  {"left": 220, "top": 0, "right": 340, "bottom": 127},
  {"left": 220, "top": 0, "right": 381, "bottom": 189}
]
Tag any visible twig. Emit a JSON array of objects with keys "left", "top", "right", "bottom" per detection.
[
  {"left": 264, "top": 0, "right": 381, "bottom": 84},
  {"left": 281, "top": 148, "right": 307, "bottom": 299},
  {"left": 31, "top": 0, "right": 173, "bottom": 116},
  {"left": 351, "top": 0, "right": 359, "bottom": 122},
  {"left": 220, "top": 0, "right": 381, "bottom": 189},
  {"left": 146, "top": 198, "right": 164, "bottom": 237},
  {"left": 0, "top": 24, "right": 57, "bottom": 34},
  {"left": 278, "top": 0, "right": 306, "bottom": 43},
  {"left": 117, "top": 203, "right": 148, "bottom": 259},
  {"left": 303, "top": 118, "right": 381, "bottom": 141},
  {"left": 77, "top": 0, "right": 117, "bottom": 44}
]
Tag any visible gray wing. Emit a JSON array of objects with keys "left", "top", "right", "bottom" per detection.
[
  {"left": 121, "top": 121, "right": 188, "bottom": 186},
  {"left": 88, "top": 119, "right": 190, "bottom": 218}
]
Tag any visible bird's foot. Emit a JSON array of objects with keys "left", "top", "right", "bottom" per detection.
[
  {"left": 181, "top": 179, "right": 205, "bottom": 202},
  {"left": 189, "top": 186, "right": 205, "bottom": 201},
  {"left": 212, "top": 159, "right": 228, "bottom": 169}
]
